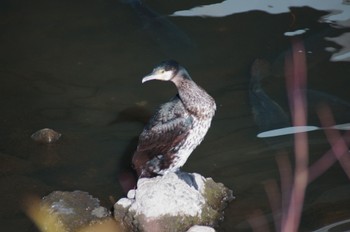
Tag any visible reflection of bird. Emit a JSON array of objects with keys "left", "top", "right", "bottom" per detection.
[
  {"left": 132, "top": 60, "right": 216, "bottom": 178},
  {"left": 249, "top": 59, "right": 291, "bottom": 148},
  {"left": 249, "top": 59, "right": 290, "bottom": 133}
]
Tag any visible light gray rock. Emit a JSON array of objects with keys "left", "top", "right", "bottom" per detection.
[
  {"left": 114, "top": 172, "right": 234, "bottom": 232},
  {"left": 186, "top": 225, "right": 216, "bottom": 232},
  {"left": 31, "top": 128, "right": 61, "bottom": 143},
  {"left": 40, "top": 191, "right": 111, "bottom": 232}
]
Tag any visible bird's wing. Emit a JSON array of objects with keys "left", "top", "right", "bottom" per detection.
[{"left": 136, "top": 96, "right": 193, "bottom": 154}]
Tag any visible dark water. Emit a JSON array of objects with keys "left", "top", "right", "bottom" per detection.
[{"left": 1, "top": 0, "right": 350, "bottom": 231}]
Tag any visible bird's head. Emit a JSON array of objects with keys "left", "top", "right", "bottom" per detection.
[{"left": 142, "top": 60, "right": 181, "bottom": 83}]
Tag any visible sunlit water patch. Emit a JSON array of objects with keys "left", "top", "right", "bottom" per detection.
[{"left": 172, "top": 0, "right": 350, "bottom": 62}]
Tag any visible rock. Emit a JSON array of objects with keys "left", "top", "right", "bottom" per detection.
[
  {"left": 186, "top": 225, "right": 216, "bottom": 232},
  {"left": 114, "top": 172, "right": 234, "bottom": 232},
  {"left": 31, "top": 128, "right": 61, "bottom": 144},
  {"left": 37, "top": 191, "right": 113, "bottom": 232}
]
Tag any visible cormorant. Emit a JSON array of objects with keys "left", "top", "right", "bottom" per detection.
[{"left": 132, "top": 60, "right": 216, "bottom": 178}]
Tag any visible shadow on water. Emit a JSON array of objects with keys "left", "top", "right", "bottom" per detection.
[
  {"left": 121, "top": 0, "right": 199, "bottom": 63},
  {"left": 111, "top": 103, "right": 152, "bottom": 193}
]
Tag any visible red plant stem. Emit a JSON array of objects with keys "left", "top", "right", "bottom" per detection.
[
  {"left": 247, "top": 209, "right": 271, "bottom": 232},
  {"left": 263, "top": 179, "right": 282, "bottom": 231},
  {"left": 308, "top": 130, "right": 350, "bottom": 183},
  {"left": 283, "top": 38, "right": 309, "bottom": 232},
  {"left": 318, "top": 105, "right": 350, "bottom": 179},
  {"left": 308, "top": 149, "right": 337, "bottom": 183},
  {"left": 275, "top": 152, "right": 293, "bottom": 230}
]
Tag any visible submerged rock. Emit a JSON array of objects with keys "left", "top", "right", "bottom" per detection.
[
  {"left": 114, "top": 172, "right": 234, "bottom": 232},
  {"left": 38, "top": 191, "right": 112, "bottom": 232},
  {"left": 31, "top": 128, "right": 61, "bottom": 144}
]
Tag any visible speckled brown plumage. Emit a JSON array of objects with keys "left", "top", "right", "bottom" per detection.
[{"left": 132, "top": 60, "right": 216, "bottom": 178}]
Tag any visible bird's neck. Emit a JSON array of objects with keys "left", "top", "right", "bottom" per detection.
[{"left": 173, "top": 74, "right": 216, "bottom": 118}]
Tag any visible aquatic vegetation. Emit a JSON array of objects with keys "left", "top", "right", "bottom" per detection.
[{"left": 248, "top": 38, "right": 350, "bottom": 231}]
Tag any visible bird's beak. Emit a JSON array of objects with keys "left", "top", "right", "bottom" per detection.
[{"left": 142, "top": 72, "right": 163, "bottom": 83}]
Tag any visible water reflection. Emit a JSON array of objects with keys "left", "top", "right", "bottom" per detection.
[
  {"left": 172, "top": 0, "right": 350, "bottom": 23},
  {"left": 249, "top": 59, "right": 290, "bottom": 144},
  {"left": 251, "top": 61, "right": 350, "bottom": 139},
  {"left": 121, "top": 0, "right": 198, "bottom": 63},
  {"left": 242, "top": 38, "right": 350, "bottom": 231},
  {"left": 326, "top": 32, "right": 350, "bottom": 62},
  {"left": 172, "top": 0, "right": 350, "bottom": 62}
]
